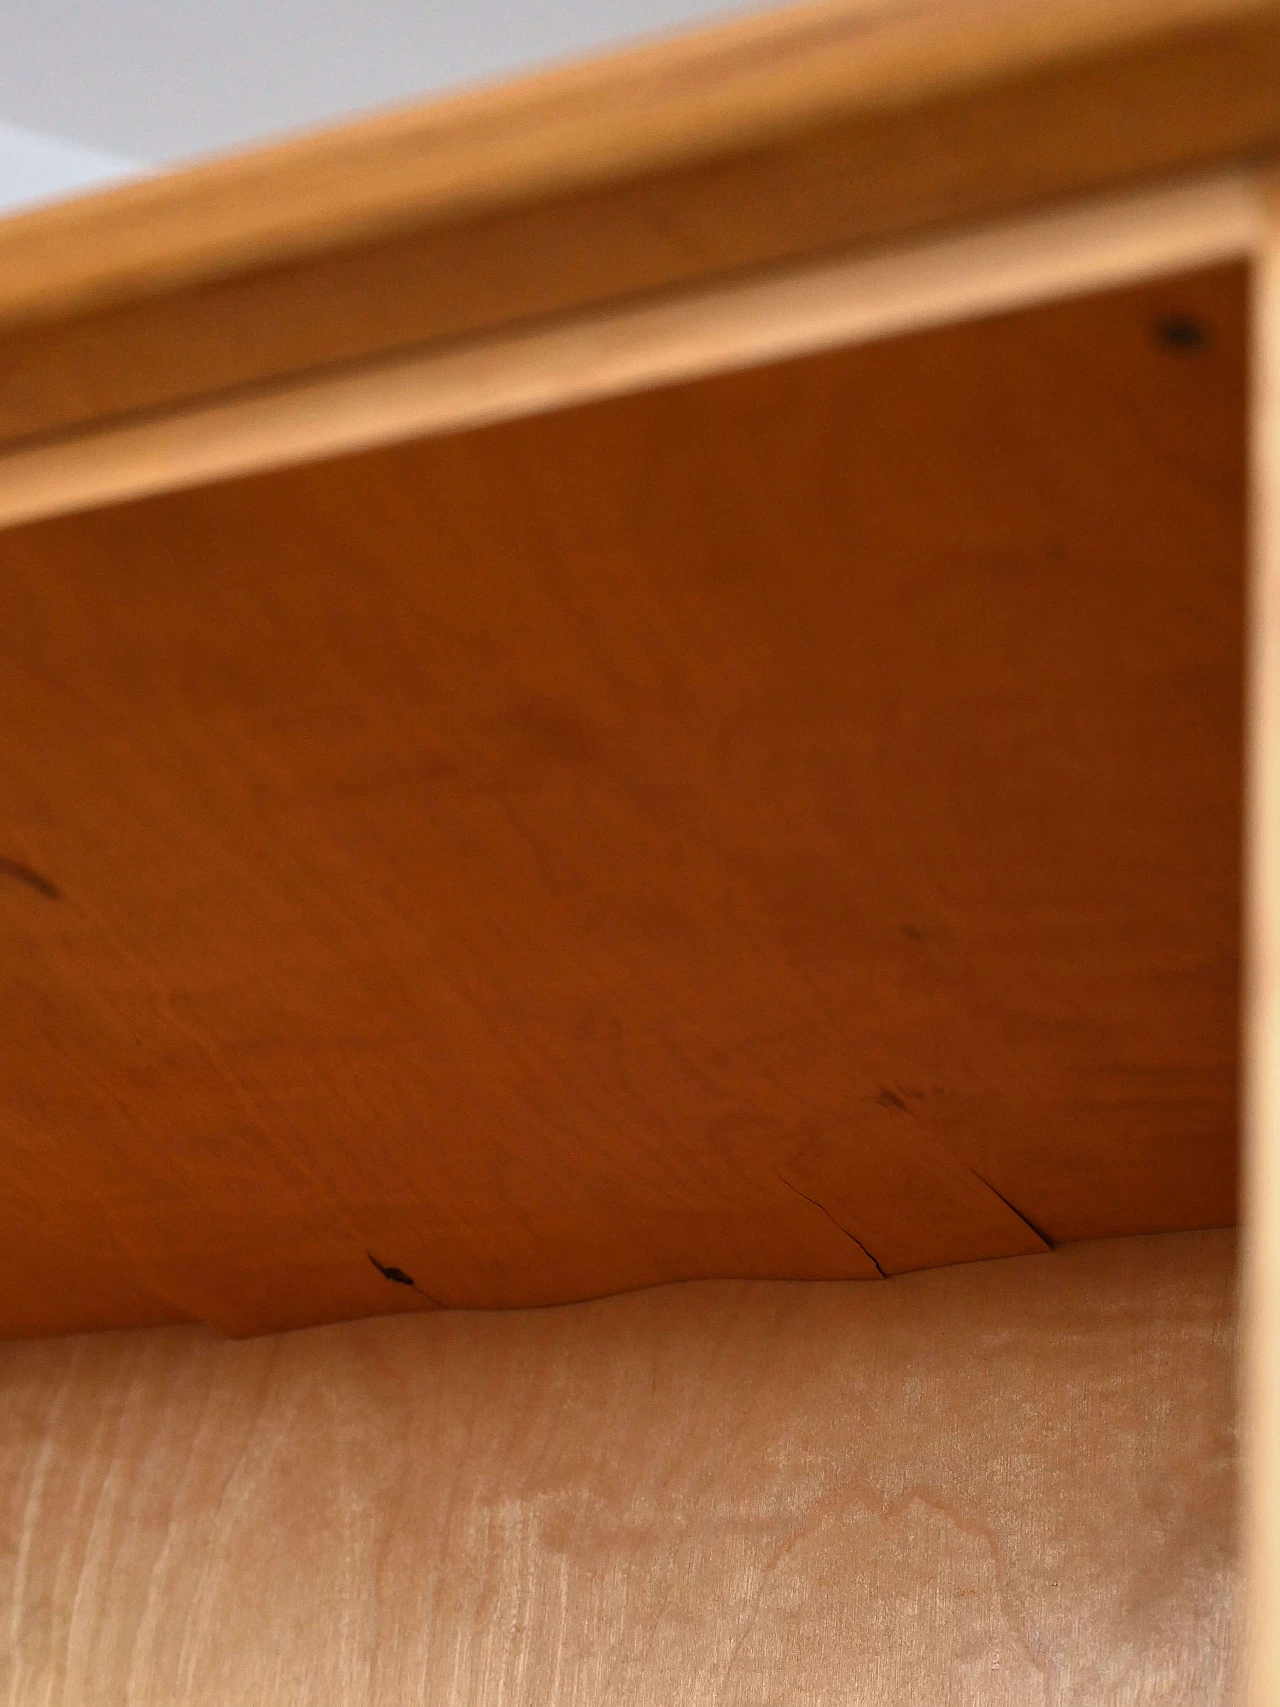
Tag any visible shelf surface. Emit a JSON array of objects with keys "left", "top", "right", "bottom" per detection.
[
  {"left": 0, "top": 263, "right": 1245, "bottom": 1337},
  {"left": 0, "top": 1232, "right": 1237, "bottom": 1703}
]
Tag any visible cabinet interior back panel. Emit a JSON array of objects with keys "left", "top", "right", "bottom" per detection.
[{"left": 0, "top": 263, "right": 1246, "bottom": 1337}]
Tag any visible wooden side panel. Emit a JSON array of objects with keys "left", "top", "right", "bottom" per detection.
[
  {"left": 0, "top": 1232, "right": 1239, "bottom": 1706},
  {"left": 1244, "top": 173, "right": 1280, "bottom": 1707},
  {"left": 0, "top": 267, "right": 1245, "bottom": 1337}
]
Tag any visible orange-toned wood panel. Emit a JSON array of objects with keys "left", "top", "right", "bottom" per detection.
[
  {"left": 0, "top": 1233, "right": 1240, "bottom": 1704},
  {"left": 0, "top": 266, "right": 1244, "bottom": 1337}
]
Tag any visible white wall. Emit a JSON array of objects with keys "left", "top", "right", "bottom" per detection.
[
  {"left": 0, "top": 0, "right": 772, "bottom": 216},
  {"left": 0, "top": 0, "right": 763, "bottom": 167},
  {"left": 0, "top": 121, "right": 139, "bottom": 216}
]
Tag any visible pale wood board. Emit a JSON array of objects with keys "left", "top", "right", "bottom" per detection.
[
  {"left": 1245, "top": 171, "right": 1280, "bottom": 1707},
  {"left": 0, "top": 1231, "right": 1239, "bottom": 1707},
  {"left": 0, "top": 0, "right": 1276, "bottom": 444}
]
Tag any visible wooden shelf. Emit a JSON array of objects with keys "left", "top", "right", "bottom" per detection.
[{"left": 0, "top": 1231, "right": 1238, "bottom": 1706}]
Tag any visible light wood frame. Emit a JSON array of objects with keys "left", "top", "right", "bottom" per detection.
[
  {"left": 0, "top": 0, "right": 1277, "bottom": 451},
  {"left": 1246, "top": 170, "right": 1280, "bottom": 1707},
  {"left": 0, "top": 168, "right": 1262, "bottom": 531}
]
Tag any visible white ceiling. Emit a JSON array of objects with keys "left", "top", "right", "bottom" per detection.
[{"left": 0, "top": 0, "right": 758, "bottom": 215}]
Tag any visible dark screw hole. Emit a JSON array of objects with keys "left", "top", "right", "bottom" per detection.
[{"left": 1154, "top": 314, "right": 1209, "bottom": 353}]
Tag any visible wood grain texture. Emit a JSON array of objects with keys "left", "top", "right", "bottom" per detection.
[
  {"left": 0, "top": 1231, "right": 1240, "bottom": 1706},
  {"left": 0, "top": 0, "right": 1276, "bottom": 444},
  {"left": 1244, "top": 170, "right": 1280, "bottom": 1707},
  {"left": 0, "top": 171, "right": 1258, "bottom": 534},
  {"left": 0, "top": 268, "right": 1244, "bottom": 1337}
]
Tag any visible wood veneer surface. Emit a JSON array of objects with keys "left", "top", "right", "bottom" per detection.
[
  {"left": 0, "top": 266, "right": 1245, "bottom": 1337},
  {"left": 0, "top": 1232, "right": 1240, "bottom": 1706}
]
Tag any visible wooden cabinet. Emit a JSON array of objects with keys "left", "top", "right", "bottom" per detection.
[{"left": 0, "top": 2, "right": 1276, "bottom": 1699}]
